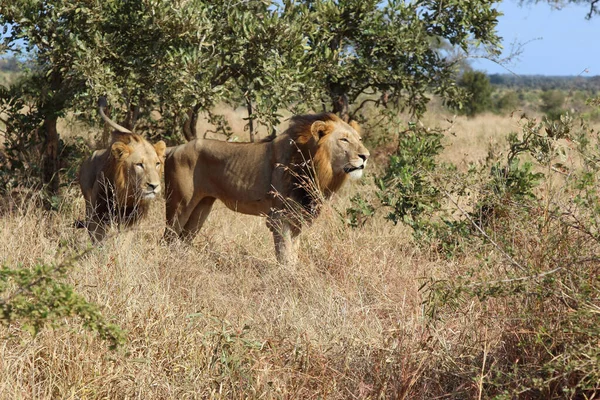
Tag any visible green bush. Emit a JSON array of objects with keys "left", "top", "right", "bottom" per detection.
[
  {"left": 347, "top": 107, "right": 600, "bottom": 397},
  {"left": 495, "top": 90, "right": 520, "bottom": 113},
  {"left": 1, "top": 249, "right": 125, "bottom": 349},
  {"left": 457, "top": 71, "right": 493, "bottom": 117},
  {"left": 540, "top": 89, "right": 566, "bottom": 120}
]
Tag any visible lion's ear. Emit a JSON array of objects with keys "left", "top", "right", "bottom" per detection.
[
  {"left": 154, "top": 141, "right": 167, "bottom": 158},
  {"left": 111, "top": 142, "right": 132, "bottom": 160},
  {"left": 349, "top": 120, "right": 361, "bottom": 134},
  {"left": 311, "top": 121, "right": 329, "bottom": 140}
]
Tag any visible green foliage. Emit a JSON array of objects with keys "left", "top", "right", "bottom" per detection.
[
  {"left": 294, "top": 0, "right": 501, "bottom": 119},
  {"left": 346, "top": 121, "right": 473, "bottom": 252},
  {"left": 457, "top": 70, "right": 493, "bottom": 116},
  {"left": 495, "top": 90, "right": 520, "bottom": 113},
  {"left": 347, "top": 104, "right": 600, "bottom": 396},
  {"left": 540, "top": 89, "right": 566, "bottom": 120},
  {"left": 345, "top": 193, "right": 376, "bottom": 228},
  {"left": 213, "top": 1, "right": 312, "bottom": 139},
  {"left": 0, "top": 82, "right": 45, "bottom": 192},
  {"left": 0, "top": 250, "right": 125, "bottom": 349},
  {"left": 374, "top": 124, "right": 444, "bottom": 227},
  {"left": 0, "top": 82, "right": 88, "bottom": 200}
]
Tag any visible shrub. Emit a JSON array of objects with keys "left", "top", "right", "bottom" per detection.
[
  {"left": 347, "top": 108, "right": 600, "bottom": 397},
  {"left": 495, "top": 90, "right": 520, "bottom": 113},
  {"left": 457, "top": 71, "right": 493, "bottom": 117},
  {"left": 1, "top": 249, "right": 125, "bottom": 350},
  {"left": 540, "top": 89, "right": 566, "bottom": 120}
]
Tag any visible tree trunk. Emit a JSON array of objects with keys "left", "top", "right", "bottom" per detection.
[
  {"left": 332, "top": 92, "right": 350, "bottom": 122},
  {"left": 246, "top": 99, "right": 255, "bottom": 143},
  {"left": 101, "top": 105, "right": 112, "bottom": 147},
  {"left": 124, "top": 104, "right": 140, "bottom": 130},
  {"left": 41, "top": 115, "right": 60, "bottom": 196},
  {"left": 182, "top": 106, "right": 200, "bottom": 142}
]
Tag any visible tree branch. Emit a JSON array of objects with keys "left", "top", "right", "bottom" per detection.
[
  {"left": 587, "top": 0, "right": 599, "bottom": 19},
  {"left": 350, "top": 98, "right": 378, "bottom": 120},
  {"left": 438, "top": 185, "right": 526, "bottom": 272}
]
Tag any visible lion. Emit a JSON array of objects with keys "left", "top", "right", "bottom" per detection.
[
  {"left": 79, "top": 98, "right": 166, "bottom": 242},
  {"left": 163, "top": 113, "right": 370, "bottom": 264}
]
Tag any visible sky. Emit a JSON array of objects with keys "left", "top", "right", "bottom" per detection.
[
  {"left": 1, "top": 1, "right": 598, "bottom": 77},
  {"left": 472, "top": 0, "right": 600, "bottom": 76}
]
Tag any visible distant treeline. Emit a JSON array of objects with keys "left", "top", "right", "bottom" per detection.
[
  {"left": 2, "top": 54, "right": 599, "bottom": 93},
  {"left": 489, "top": 74, "right": 600, "bottom": 91},
  {"left": 0, "top": 57, "right": 21, "bottom": 73}
]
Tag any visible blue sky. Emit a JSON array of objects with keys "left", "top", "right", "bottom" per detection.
[
  {"left": 472, "top": 0, "right": 600, "bottom": 76},
  {"left": 2, "top": 1, "right": 597, "bottom": 76}
]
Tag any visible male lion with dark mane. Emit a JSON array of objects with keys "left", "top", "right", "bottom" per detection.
[
  {"left": 79, "top": 98, "right": 166, "bottom": 242},
  {"left": 163, "top": 113, "right": 370, "bottom": 264}
]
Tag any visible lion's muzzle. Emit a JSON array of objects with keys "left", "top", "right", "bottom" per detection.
[
  {"left": 344, "top": 153, "right": 369, "bottom": 179},
  {"left": 143, "top": 182, "right": 161, "bottom": 199}
]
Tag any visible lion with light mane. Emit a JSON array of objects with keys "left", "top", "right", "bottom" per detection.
[
  {"left": 79, "top": 98, "right": 166, "bottom": 242},
  {"left": 163, "top": 113, "right": 370, "bottom": 264}
]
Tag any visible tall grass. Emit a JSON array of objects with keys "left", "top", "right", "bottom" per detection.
[
  {"left": 1, "top": 183, "right": 447, "bottom": 398},
  {"left": 1, "top": 111, "right": 598, "bottom": 398}
]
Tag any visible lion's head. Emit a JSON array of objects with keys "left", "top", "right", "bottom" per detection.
[
  {"left": 107, "top": 133, "right": 166, "bottom": 207},
  {"left": 287, "top": 113, "right": 370, "bottom": 195}
]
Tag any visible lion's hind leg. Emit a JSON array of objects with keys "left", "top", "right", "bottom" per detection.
[{"left": 181, "top": 197, "right": 216, "bottom": 241}]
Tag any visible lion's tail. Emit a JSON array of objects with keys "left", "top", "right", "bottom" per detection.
[{"left": 165, "top": 146, "right": 177, "bottom": 158}]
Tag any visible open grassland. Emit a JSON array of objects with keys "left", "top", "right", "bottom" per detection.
[
  {"left": 0, "top": 186, "right": 443, "bottom": 398},
  {"left": 1, "top": 110, "right": 598, "bottom": 398}
]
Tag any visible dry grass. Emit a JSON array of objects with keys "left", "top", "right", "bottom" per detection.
[
  {"left": 434, "top": 112, "right": 518, "bottom": 165},
  {"left": 2, "top": 110, "right": 595, "bottom": 399},
  {"left": 0, "top": 180, "right": 458, "bottom": 398},
  {"left": 195, "top": 105, "right": 293, "bottom": 142}
]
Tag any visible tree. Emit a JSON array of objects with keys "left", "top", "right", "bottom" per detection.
[
  {"left": 522, "top": 0, "right": 600, "bottom": 19},
  {"left": 458, "top": 71, "right": 493, "bottom": 116},
  {"left": 0, "top": 2, "right": 92, "bottom": 195},
  {"left": 287, "top": 0, "right": 502, "bottom": 121},
  {"left": 199, "top": 1, "right": 311, "bottom": 141},
  {"left": 0, "top": 1, "right": 215, "bottom": 194},
  {"left": 1, "top": 0, "right": 503, "bottom": 196},
  {"left": 496, "top": 90, "right": 520, "bottom": 113},
  {"left": 540, "top": 89, "right": 566, "bottom": 120}
]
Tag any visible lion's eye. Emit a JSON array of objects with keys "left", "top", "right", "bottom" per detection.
[
  {"left": 156, "top": 162, "right": 161, "bottom": 169},
  {"left": 340, "top": 138, "right": 350, "bottom": 143},
  {"left": 135, "top": 163, "right": 144, "bottom": 169}
]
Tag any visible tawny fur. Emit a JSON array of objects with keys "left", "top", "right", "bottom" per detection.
[
  {"left": 79, "top": 133, "right": 166, "bottom": 243},
  {"left": 163, "top": 113, "right": 370, "bottom": 264}
]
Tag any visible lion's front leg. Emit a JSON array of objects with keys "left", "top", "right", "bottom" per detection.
[
  {"left": 86, "top": 217, "right": 107, "bottom": 243},
  {"left": 267, "top": 215, "right": 300, "bottom": 265},
  {"left": 84, "top": 199, "right": 108, "bottom": 243}
]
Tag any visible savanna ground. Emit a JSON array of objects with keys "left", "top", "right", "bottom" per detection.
[{"left": 1, "top": 104, "right": 598, "bottom": 399}]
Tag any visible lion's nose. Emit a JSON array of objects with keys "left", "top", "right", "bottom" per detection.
[
  {"left": 358, "top": 153, "right": 369, "bottom": 162},
  {"left": 148, "top": 182, "right": 159, "bottom": 191}
]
